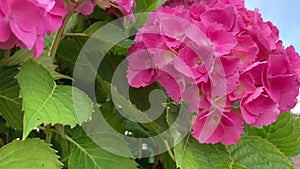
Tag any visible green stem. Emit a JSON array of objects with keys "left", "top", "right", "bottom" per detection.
[
  {"left": 138, "top": 138, "right": 142, "bottom": 159},
  {"left": 45, "top": 125, "right": 52, "bottom": 143},
  {"left": 163, "top": 139, "right": 176, "bottom": 162},
  {"left": 63, "top": 32, "right": 90, "bottom": 37},
  {"left": 49, "top": 5, "right": 76, "bottom": 58}
]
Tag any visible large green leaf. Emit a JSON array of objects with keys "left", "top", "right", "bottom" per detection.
[
  {"left": 133, "top": 0, "right": 166, "bottom": 12},
  {"left": 0, "top": 138, "right": 62, "bottom": 169},
  {"left": 84, "top": 21, "right": 133, "bottom": 57},
  {"left": 111, "top": 86, "right": 165, "bottom": 134},
  {"left": 0, "top": 66, "right": 23, "bottom": 130},
  {"left": 174, "top": 136, "right": 232, "bottom": 169},
  {"left": 133, "top": 0, "right": 166, "bottom": 29},
  {"left": 174, "top": 136, "right": 295, "bottom": 169},
  {"left": 232, "top": 163, "right": 249, "bottom": 169},
  {"left": 0, "top": 49, "right": 71, "bottom": 80},
  {"left": 16, "top": 61, "right": 93, "bottom": 139},
  {"left": 99, "top": 100, "right": 128, "bottom": 133},
  {"left": 248, "top": 112, "right": 300, "bottom": 157},
  {"left": 227, "top": 136, "right": 294, "bottom": 169},
  {"left": 83, "top": 21, "right": 107, "bottom": 36},
  {"left": 160, "top": 152, "right": 176, "bottom": 169},
  {"left": 68, "top": 136, "right": 138, "bottom": 169}
]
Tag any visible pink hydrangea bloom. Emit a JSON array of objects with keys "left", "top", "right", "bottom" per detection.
[
  {"left": 229, "top": 73, "right": 256, "bottom": 101},
  {"left": 286, "top": 45, "right": 300, "bottom": 82},
  {"left": 0, "top": 0, "right": 42, "bottom": 50},
  {"left": 240, "top": 87, "right": 280, "bottom": 126},
  {"left": 127, "top": 42, "right": 157, "bottom": 87},
  {"left": 156, "top": 65, "right": 186, "bottom": 102},
  {"left": 76, "top": 0, "right": 96, "bottom": 15},
  {"left": 127, "top": 0, "right": 300, "bottom": 145},
  {"left": 0, "top": 0, "right": 66, "bottom": 57},
  {"left": 182, "top": 83, "right": 210, "bottom": 112},
  {"left": 263, "top": 42, "right": 299, "bottom": 112},
  {"left": 111, "top": 0, "right": 136, "bottom": 22},
  {"left": 192, "top": 109, "right": 244, "bottom": 145},
  {"left": 96, "top": 0, "right": 136, "bottom": 21},
  {"left": 34, "top": 0, "right": 66, "bottom": 57}
]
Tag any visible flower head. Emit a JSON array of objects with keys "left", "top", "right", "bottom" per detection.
[
  {"left": 0, "top": 0, "right": 66, "bottom": 57},
  {"left": 127, "top": 0, "right": 300, "bottom": 145}
]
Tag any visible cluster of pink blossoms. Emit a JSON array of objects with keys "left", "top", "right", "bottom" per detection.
[
  {"left": 0, "top": 0, "right": 136, "bottom": 58},
  {"left": 0, "top": 0, "right": 67, "bottom": 57},
  {"left": 127, "top": 0, "right": 300, "bottom": 145},
  {"left": 79, "top": 0, "right": 136, "bottom": 21}
]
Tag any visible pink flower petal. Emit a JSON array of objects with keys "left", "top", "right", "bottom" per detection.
[
  {"left": 33, "top": 35, "right": 44, "bottom": 58},
  {"left": 201, "top": 7, "right": 235, "bottom": 31},
  {"left": 12, "top": 0, "right": 42, "bottom": 32},
  {"left": 77, "top": 0, "right": 96, "bottom": 15},
  {"left": 127, "top": 68, "right": 156, "bottom": 88},
  {"left": 10, "top": 21, "right": 36, "bottom": 49},
  {"left": 241, "top": 88, "right": 280, "bottom": 126},
  {"left": 156, "top": 70, "right": 183, "bottom": 102},
  {"left": 192, "top": 109, "right": 244, "bottom": 145},
  {"left": 0, "top": 19, "right": 10, "bottom": 42}
]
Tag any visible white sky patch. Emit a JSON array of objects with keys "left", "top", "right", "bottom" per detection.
[{"left": 291, "top": 89, "right": 300, "bottom": 115}]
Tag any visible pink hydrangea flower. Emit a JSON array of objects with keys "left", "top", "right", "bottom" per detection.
[
  {"left": 0, "top": 0, "right": 66, "bottom": 57},
  {"left": 156, "top": 65, "right": 186, "bottom": 102},
  {"left": 263, "top": 42, "right": 299, "bottom": 112},
  {"left": 76, "top": 0, "right": 96, "bottom": 15},
  {"left": 127, "top": 0, "right": 300, "bottom": 145},
  {"left": 34, "top": 0, "right": 66, "bottom": 57},
  {"left": 240, "top": 87, "right": 280, "bottom": 126},
  {"left": 127, "top": 42, "right": 157, "bottom": 87},
  {"left": 111, "top": 0, "right": 136, "bottom": 22},
  {"left": 231, "top": 34, "right": 259, "bottom": 71},
  {"left": 229, "top": 73, "right": 256, "bottom": 101},
  {"left": 96, "top": 0, "right": 136, "bottom": 21},
  {"left": 192, "top": 109, "right": 244, "bottom": 145},
  {"left": 286, "top": 45, "right": 300, "bottom": 82},
  {"left": 182, "top": 83, "right": 210, "bottom": 112},
  {"left": 0, "top": 0, "right": 42, "bottom": 50}
]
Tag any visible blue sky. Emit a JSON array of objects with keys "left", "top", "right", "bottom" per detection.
[{"left": 245, "top": 0, "right": 300, "bottom": 52}]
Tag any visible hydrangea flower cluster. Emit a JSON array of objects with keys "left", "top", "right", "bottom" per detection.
[
  {"left": 79, "top": 0, "right": 136, "bottom": 21},
  {"left": 0, "top": 0, "right": 67, "bottom": 57},
  {"left": 127, "top": 0, "right": 300, "bottom": 145}
]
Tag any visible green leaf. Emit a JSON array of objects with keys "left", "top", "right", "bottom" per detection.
[
  {"left": 133, "top": 0, "right": 166, "bottom": 29},
  {"left": 57, "top": 37, "right": 83, "bottom": 67},
  {"left": 0, "top": 138, "right": 62, "bottom": 169},
  {"left": 0, "top": 49, "right": 71, "bottom": 80},
  {"left": 166, "top": 103, "right": 194, "bottom": 144},
  {"left": 36, "top": 52, "right": 72, "bottom": 80},
  {"left": 133, "top": 0, "right": 166, "bottom": 13},
  {"left": 160, "top": 152, "right": 176, "bottom": 169},
  {"left": 65, "top": 13, "right": 79, "bottom": 33},
  {"left": 232, "top": 163, "right": 249, "bottom": 169},
  {"left": 0, "top": 66, "right": 23, "bottom": 130},
  {"left": 111, "top": 86, "right": 165, "bottom": 134},
  {"left": 248, "top": 112, "right": 300, "bottom": 157},
  {"left": 0, "top": 49, "right": 31, "bottom": 66},
  {"left": 174, "top": 136, "right": 232, "bottom": 169},
  {"left": 68, "top": 136, "right": 138, "bottom": 169},
  {"left": 45, "top": 32, "right": 56, "bottom": 50},
  {"left": 84, "top": 21, "right": 107, "bottom": 36},
  {"left": 84, "top": 21, "right": 132, "bottom": 56},
  {"left": 16, "top": 61, "right": 93, "bottom": 139},
  {"left": 99, "top": 100, "right": 128, "bottom": 133},
  {"left": 227, "top": 136, "right": 294, "bottom": 169}
]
